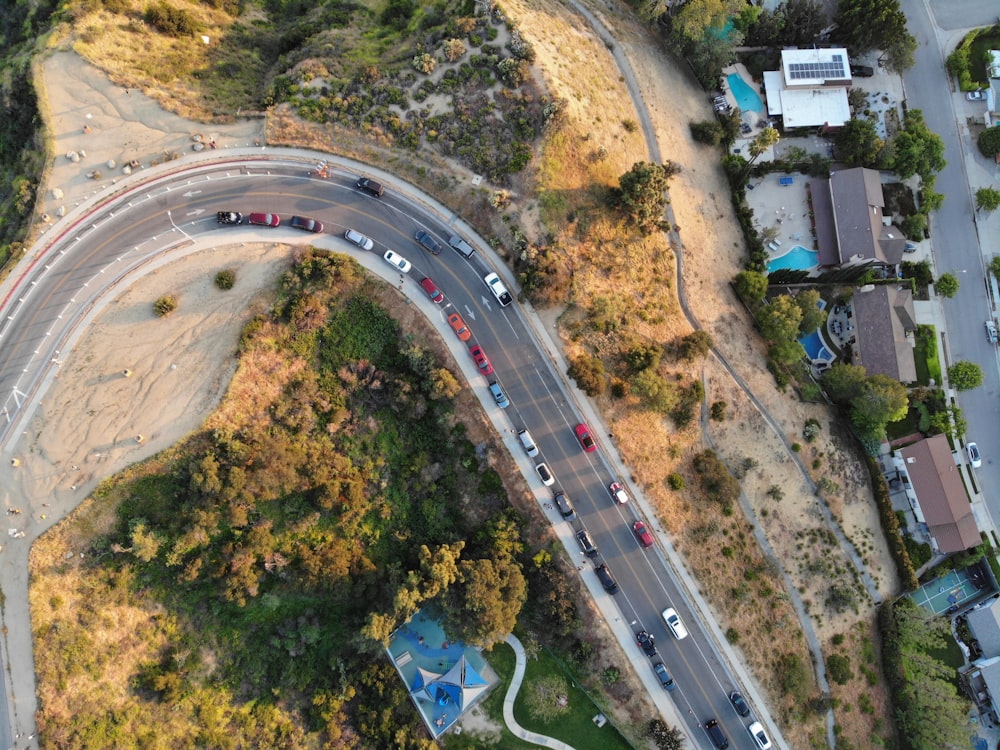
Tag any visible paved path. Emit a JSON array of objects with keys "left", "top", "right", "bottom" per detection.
[{"left": 501, "top": 635, "right": 576, "bottom": 750}]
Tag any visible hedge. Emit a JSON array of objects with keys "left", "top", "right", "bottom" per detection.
[{"left": 866, "top": 456, "right": 919, "bottom": 591}]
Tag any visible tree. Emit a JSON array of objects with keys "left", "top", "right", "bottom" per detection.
[
  {"left": 782, "top": 0, "right": 826, "bottom": 46},
  {"left": 834, "top": 118, "right": 884, "bottom": 168},
  {"left": 679, "top": 330, "right": 714, "bottom": 360},
  {"left": 978, "top": 126, "right": 1000, "bottom": 159},
  {"left": 671, "top": 0, "right": 746, "bottom": 87},
  {"left": 745, "top": 126, "right": 780, "bottom": 171},
  {"left": 934, "top": 273, "right": 959, "bottom": 298},
  {"left": 441, "top": 557, "right": 526, "bottom": 647},
  {"left": 567, "top": 354, "right": 605, "bottom": 396},
  {"left": 889, "top": 110, "right": 946, "bottom": 180},
  {"left": 648, "top": 719, "right": 684, "bottom": 750},
  {"left": 734, "top": 270, "right": 768, "bottom": 302},
  {"left": 690, "top": 120, "right": 725, "bottom": 145},
  {"left": 827, "top": 653, "right": 853, "bottom": 684},
  {"left": 976, "top": 187, "right": 1000, "bottom": 213},
  {"left": 849, "top": 374, "right": 908, "bottom": 441},
  {"left": 757, "top": 294, "right": 803, "bottom": 343},
  {"left": 793, "top": 289, "right": 826, "bottom": 334},
  {"left": 948, "top": 361, "right": 983, "bottom": 391},
  {"left": 632, "top": 369, "right": 677, "bottom": 414},
  {"left": 673, "top": 0, "right": 746, "bottom": 43},
  {"left": 835, "top": 0, "right": 912, "bottom": 59},
  {"left": 617, "top": 161, "right": 678, "bottom": 233},
  {"left": 928, "top": 405, "right": 966, "bottom": 439},
  {"left": 990, "top": 255, "right": 1000, "bottom": 280},
  {"left": 884, "top": 31, "right": 918, "bottom": 73}
]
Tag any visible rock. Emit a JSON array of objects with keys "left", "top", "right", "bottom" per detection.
[
  {"left": 67, "top": 151, "right": 80, "bottom": 162},
  {"left": 78, "top": 149, "right": 86, "bottom": 158},
  {"left": 57, "top": 206, "right": 66, "bottom": 217},
  {"left": 51, "top": 187, "right": 63, "bottom": 199},
  {"left": 122, "top": 165, "right": 132, "bottom": 175},
  {"left": 106, "top": 159, "right": 116, "bottom": 169},
  {"left": 192, "top": 142, "right": 205, "bottom": 152}
]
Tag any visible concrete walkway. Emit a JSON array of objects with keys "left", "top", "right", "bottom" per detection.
[{"left": 501, "top": 635, "right": 576, "bottom": 750}]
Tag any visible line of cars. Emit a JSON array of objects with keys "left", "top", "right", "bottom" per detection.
[
  {"left": 700, "top": 687, "right": 772, "bottom": 749},
  {"left": 216, "top": 211, "right": 323, "bottom": 232}
]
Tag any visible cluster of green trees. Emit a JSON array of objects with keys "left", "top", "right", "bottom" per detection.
[
  {"left": 733, "top": 273, "right": 826, "bottom": 369},
  {"left": 822, "top": 362, "right": 908, "bottom": 450}
]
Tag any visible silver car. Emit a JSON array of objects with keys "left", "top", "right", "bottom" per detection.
[{"left": 344, "top": 228, "right": 374, "bottom": 250}]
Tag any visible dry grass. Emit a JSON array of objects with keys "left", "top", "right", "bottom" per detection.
[{"left": 825, "top": 619, "right": 894, "bottom": 747}]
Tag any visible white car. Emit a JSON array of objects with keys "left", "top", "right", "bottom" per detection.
[
  {"left": 967, "top": 90, "right": 985, "bottom": 101},
  {"left": 484, "top": 272, "right": 513, "bottom": 306},
  {"left": 747, "top": 721, "right": 772, "bottom": 749},
  {"left": 662, "top": 607, "right": 688, "bottom": 640},
  {"left": 968, "top": 442, "right": 982, "bottom": 469},
  {"left": 535, "top": 462, "right": 555, "bottom": 486},
  {"left": 986, "top": 320, "right": 998, "bottom": 345},
  {"left": 608, "top": 481, "right": 629, "bottom": 504},
  {"left": 383, "top": 250, "right": 411, "bottom": 273},
  {"left": 344, "top": 228, "right": 374, "bottom": 250}
]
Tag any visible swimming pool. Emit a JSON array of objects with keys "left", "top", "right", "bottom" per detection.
[
  {"left": 727, "top": 72, "right": 763, "bottom": 113},
  {"left": 767, "top": 245, "right": 819, "bottom": 273},
  {"left": 799, "top": 330, "right": 834, "bottom": 363}
]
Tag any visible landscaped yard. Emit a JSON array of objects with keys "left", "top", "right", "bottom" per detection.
[{"left": 914, "top": 324, "right": 941, "bottom": 386}]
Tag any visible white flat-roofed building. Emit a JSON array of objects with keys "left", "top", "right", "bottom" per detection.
[{"left": 761, "top": 48, "right": 852, "bottom": 129}]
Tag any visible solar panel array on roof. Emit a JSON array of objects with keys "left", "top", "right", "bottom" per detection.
[{"left": 788, "top": 54, "right": 847, "bottom": 80}]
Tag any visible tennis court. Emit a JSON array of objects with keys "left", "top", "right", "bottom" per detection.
[{"left": 910, "top": 568, "right": 980, "bottom": 615}]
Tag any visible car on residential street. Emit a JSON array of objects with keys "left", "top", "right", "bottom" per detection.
[
  {"left": 383, "top": 250, "right": 411, "bottom": 273},
  {"left": 553, "top": 491, "right": 576, "bottom": 521},
  {"left": 469, "top": 345, "right": 493, "bottom": 375},
  {"left": 248, "top": 212, "right": 280, "bottom": 227},
  {"left": 576, "top": 529, "right": 598, "bottom": 557},
  {"left": 447, "top": 312, "right": 471, "bottom": 341},
  {"left": 574, "top": 423, "right": 596, "bottom": 452},
  {"left": 636, "top": 630, "right": 657, "bottom": 656},
  {"left": 662, "top": 607, "right": 688, "bottom": 640},
  {"left": 608, "top": 481, "right": 629, "bottom": 504},
  {"left": 535, "top": 462, "right": 554, "bottom": 486},
  {"left": 414, "top": 229, "right": 442, "bottom": 255},
  {"left": 289, "top": 215, "right": 323, "bottom": 233},
  {"left": 653, "top": 661, "right": 676, "bottom": 691},
  {"left": 968, "top": 442, "right": 982, "bottom": 469},
  {"left": 747, "top": 721, "right": 772, "bottom": 749},
  {"left": 217, "top": 211, "right": 243, "bottom": 224},
  {"left": 488, "top": 381, "right": 509, "bottom": 409},
  {"left": 967, "top": 90, "right": 985, "bottom": 101},
  {"left": 419, "top": 277, "right": 444, "bottom": 303},
  {"left": 484, "top": 272, "right": 513, "bottom": 306},
  {"left": 632, "top": 520, "right": 654, "bottom": 548},
  {"left": 729, "top": 690, "right": 750, "bottom": 717},
  {"left": 986, "top": 320, "right": 997, "bottom": 344},
  {"left": 344, "top": 228, "right": 374, "bottom": 250}
]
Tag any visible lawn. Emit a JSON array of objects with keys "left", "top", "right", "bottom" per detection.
[{"left": 913, "top": 325, "right": 941, "bottom": 386}]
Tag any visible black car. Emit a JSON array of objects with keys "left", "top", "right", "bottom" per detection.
[
  {"left": 636, "top": 630, "right": 657, "bottom": 656},
  {"left": 217, "top": 211, "right": 243, "bottom": 225},
  {"left": 653, "top": 661, "right": 676, "bottom": 691},
  {"left": 576, "top": 529, "right": 598, "bottom": 558},
  {"left": 414, "top": 229, "right": 443, "bottom": 255},
  {"left": 290, "top": 215, "right": 324, "bottom": 233},
  {"left": 729, "top": 690, "right": 750, "bottom": 717},
  {"left": 595, "top": 563, "right": 619, "bottom": 594},
  {"left": 553, "top": 491, "right": 576, "bottom": 521}
]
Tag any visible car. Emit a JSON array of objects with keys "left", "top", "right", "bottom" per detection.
[
  {"left": 653, "top": 661, "right": 676, "bottom": 691},
  {"left": 662, "top": 607, "right": 689, "bottom": 640},
  {"left": 609, "top": 481, "right": 629, "bottom": 504},
  {"left": 535, "top": 463, "right": 555, "bottom": 486},
  {"left": 414, "top": 230, "right": 442, "bottom": 255},
  {"left": 704, "top": 719, "right": 729, "bottom": 749},
  {"left": 595, "top": 563, "right": 619, "bottom": 594},
  {"left": 469, "top": 345, "right": 493, "bottom": 375},
  {"left": 356, "top": 177, "right": 384, "bottom": 197},
  {"left": 747, "top": 721, "right": 772, "bottom": 749},
  {"left": 488, "top": 381, "right": 510, "bottom": 409},
  {"left": 576, "top": 529, "right": 598, "bottom": 558},
  {"left": 903, "top": 241, "right": 918, "bottom": 253},
  {"left": 574, "top": 423, "right": 596, "bottom": 452},
  {"left": 636, "top": 630, "right": 657, "bottom": 656},
  {"left": 420, "top": 277, "right": 444, "bottom": 303},
  {"left": 633, "top": 520, "right": 654, "bottom": 548},
  {"left": 484, "top": 272, "right": 513, "bottom": 306},
  {"left": 344, "top": 229, "right": 374, "bottom": 250},
  {"left": 289, "top": 215, "right": 323, "bottom": 233},
  {"left": 553, "top": 491, "right": 576, "bottom": 521},
  {"left": 216, "top": 211, "right": 243, "bottom": 224},
  {"left": 729, "top": 690, "right": 750, "bottom": 717},
  {"left": 447, "top": 312, "right": 471, "bottom": 341},
  {"left": 987, "top": 320, "right": 998, "bottom": 344},
  {"left": 248, "top": 212, "right": 280, "bottom": 227},
  {"left": 968, "top": 442, "right": 982, "bottom": 469},
  {"left": 448, "top": 234, "right": 475, "bottom": 258},
  {"left": 967, "top": 90, "right": 985, "bottom": 101},
  {"left": 850, "top": 64, "right": 874, "bottom": 77},
  {"left": 383, "top": 250, "right": 412, "bottom": 273}
]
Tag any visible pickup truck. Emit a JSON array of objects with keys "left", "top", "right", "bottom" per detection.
[{"left": 217, "top": 211, "right": 243, "bottom": 225}]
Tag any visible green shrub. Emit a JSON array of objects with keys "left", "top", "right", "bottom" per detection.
[
  {"left": 667, "top": 473, "right": 684, "bottom": 490},
  {"left": 710, "top": 400, "right": 727, "bottom": 421},
  {"left": 690, "top": 120, "right": 725, "bottom": 145},
  {"left": 866, "top": 457, "right": 918, "bottom": 590},
  {"left": 214, "top": 269, "right": 236, "bottom": 290},
  {"left": 153, "top": 294, "right": 178, "bottom": 317},
  {"left": 144, "top": 1, "right": 200, "bottom": 36},
  {"left": 567, "top": 354, "right": 605, "bottom": 396}
]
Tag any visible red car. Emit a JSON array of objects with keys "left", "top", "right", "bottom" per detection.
[
  {"left": 248, "top": 212, "right": 280, "bottom": 227},
  {"left": 420, "top": 277, "right": 444, "bottom": 303},
  {"left": 469, "top": 345, "right": 493, "bottom": 375},
  {"left": 574, "top": 423, "right": 597, "bottom": 452},
  {"left": 633, "top": 520, "right": 654, "bottom": 548}
]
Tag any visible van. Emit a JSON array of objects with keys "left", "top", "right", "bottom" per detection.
[
  {"left": 356, "top": 177, "right": 384, "bottom": 197},
  {"left": 704, "top": 719, "right": 729, "bottom": 749},
  {"left": 448, "top": 235, "right": 476, "bottom": 258},
  {"left": 517, "top": 429, "right": 538, "bottom": 457},
  {"left": 850, "top": 65, "right": 874, "bottom": 78},
  {"left": 595, "top": 563, "right": 619, "bottom": 594}
]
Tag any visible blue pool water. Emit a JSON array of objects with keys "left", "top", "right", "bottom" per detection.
[
  {"left": 727, "top": 73, "right": 763, "bottom": 113},
  {"left": 799, "top": 330, "right": 834, "bottom": 363},
  {"left": 767, "top": 245, "right": 819, "bottom": 273}
]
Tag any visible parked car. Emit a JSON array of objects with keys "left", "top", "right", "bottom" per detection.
[
  {"left": 968, "top": 442, "right": 982, "bottom": 469},
  {"left": 553, "top": 491, "right": 576, "bottom": 521},
  {"left": 383, "top": 250, "right": 411, "bottom": 273},
  {"left": 216, "top": 211, "right": 243, "bottom": 224},
  {"left": 289, "top": 215, "right": 323, "bottom": 233},
  {"left": 414, "top": 230, "right": 442, "bottom": 255},
  {"left": 344, "top": 228, "right": 374, "bottom": 250},
  {"left": 574, "top": 423, "right": 597, "bottom": 452},
  {"left": 903, "top": 241, "right": 918, "bottom": 253},
  {"left": 248, "top": 212, "right": 280, "bottom": 227},
  {"left": 653, "top": 661, "right": 676, "bottom": 691},
  {"left": 447, "top": 312, "right": 471, "bottom": 341},
  {"left": 608, "top": 481, "right": 629, "bottom": 504},
  {"left": 576, "top": 529, "right": 598, "bottom": 558},
  {"left": 967, "top": 90, "right": 985, "bottom": 101},
  {"left": 469, "top": 345, "right": 493, "bottom": 375},
  {"left": 632, "top": 520, "right": 654, "bottom": 548},
  {"left": 595, "top": 563, "right": 619, "bottom": 594},
  {"left": 704, "top": 719, "right": 729, "bottom": 749},
  {"left": 747, "top": 721, "right": 772, "bottom": 750},
  {"left": 448, "top": 234, "right": 475, "bottom": 258},
  {"left": 729, "top": 691, "right": 751, "bottom": 717},
  {"left": 987, "top": 320, "right": 998, "bottom": 344},
  {"left": 356, "top": 177, "right": 384, "bottom": 197},
  {"left": 484, "top": 272, "right": 513, "bottom": 306},
  {"left": 636, "top": 630, "right": 657, "bottom": 656},
  {"left": 419, "top": 277, "right": 444, "bottom": 303},
  {"left": 535, "top": 462, "right": 555, "bottom": 487},
  {"left": 662, "top": 607, "right": 688, "bottom": 640},
  {"left": 488, "top": 381, "right": 509, "bottom": 409}
]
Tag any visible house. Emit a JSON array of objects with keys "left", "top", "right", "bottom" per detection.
[
  {"left": 761, "top": 48, "right": 852, "bottom": 130},
  {"left": 968, "top": 597, "right": 1000, "bottom": 659},
  {"left": 964, "top": 653, "right": 1000, "bottom": 722},
  {"left": 850, "top": 284, "right": 917, "bottom": 382},
  {"left": 894, "top": 435, "right": 980, "bottom": 554},
  {"left": 810, "top": 167, "right": 907, "bottom": 268}
]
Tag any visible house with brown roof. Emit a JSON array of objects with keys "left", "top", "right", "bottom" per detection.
[
  {"left": 850, "top": 284, "right": 917, "bottom": 382},
  {"left": 894, "top": 435, "right": 980, "bottom": 554},
  {"left": 810, "top": 167, "right": 908, "bottom": 268}
]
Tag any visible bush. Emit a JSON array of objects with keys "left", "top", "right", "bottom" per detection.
[
  {"left": 567, "top": 354, "right": 605, "bottom": 396},
  {"left": 144, "top": 1, "right": 200, "bottom": 36},
  {"left": 710, "top": 401, "right": 727, "bottom": 421},
  {"left": 214, "top": 269, "right": 236, "bottom": 290},
  {"left": 776, "top": 652, "right": 811, "bottom": 698},
  {"left": 866, "top": 457, "right": 918, "bottom": 590},
  {"left": 692, "top": 450, "right": 739, "bottom": 507},
  {"left": 153, "top": 294, "right": 178, "bottom": 317},
  {"left": 667, "top": 472, "right": 684, "bottom": 490},
  {"left": 690, "top": 120, "right": 725, "bottom": 145}
]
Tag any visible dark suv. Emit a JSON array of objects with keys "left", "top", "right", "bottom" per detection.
[
  {"left": 553, "top": 492, "right": 576, "bottom": 521},
  {"left": 704, "top": 719, "right": 729, "bottom": 749},
  {"left": 729, "top": 691, "right": 750, "bottom": 717},
  {"left": 357, "top": 177, "right": 384, "bottom": 197},
  {"left": 595, "top": 563, "right": 619, "bottom": 594},
  {"left": 653, "top": 661, "right": 676, "bottom": 691},
  {"left": 414, "top": 229, "right": 442, "bottom": 255},
  {"left": 636, "top": 630, "right": 657, "bottom": 656}
]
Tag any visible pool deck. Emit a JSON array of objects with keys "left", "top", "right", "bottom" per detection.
[
  {"left": 745, "top": 172, "right": 815, "bottom": 265},
  {"left": 720, "top": 63, "right": 778, "bottom": 161}
]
